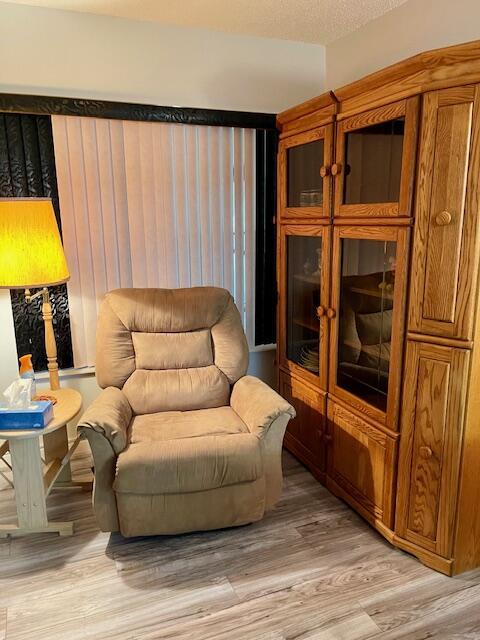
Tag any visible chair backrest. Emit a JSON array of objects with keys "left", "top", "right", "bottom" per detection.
[{"left": 96, "top": 287, "right": 249, "bottom": 414}]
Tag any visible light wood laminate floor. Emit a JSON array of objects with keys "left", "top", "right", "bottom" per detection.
[{"left": 1, "top": 442, "right": 480, "bottom": 639}]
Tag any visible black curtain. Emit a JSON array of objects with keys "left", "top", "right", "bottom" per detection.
[
  {"left": 255, "top": 128, "right": 278, "bottom": 346},
  {"left": 0, "top": 113, "right": 73, "bottom": 372}
]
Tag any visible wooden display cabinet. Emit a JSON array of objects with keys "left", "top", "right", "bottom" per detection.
[{"left": 277, "top": 40, "right": 480, "bottom": 576}]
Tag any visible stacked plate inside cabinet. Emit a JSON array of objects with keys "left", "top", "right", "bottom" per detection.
[
  {"left": 299, "top": 345, "right": 319, "bottom": 374},
  {"left": 299, "top": 188, "right": 323, "bottom": 207}
]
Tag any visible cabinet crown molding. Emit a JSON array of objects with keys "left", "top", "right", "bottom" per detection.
[
  {"left": 278, "top": 39, "right": 480, "bottom": 126},
  {"left": 277, "top": 91, "right": 337, "bottom": 137}
]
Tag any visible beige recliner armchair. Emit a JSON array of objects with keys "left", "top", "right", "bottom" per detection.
[{"left": 78, "top": 287, "right": 295, "bottom": 537}]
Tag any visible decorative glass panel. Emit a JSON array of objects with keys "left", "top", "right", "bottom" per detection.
[
  {"left": 337, "top": 238, "right": 397, "bottom": 411},
  {"left": 287, "top": 139, "right": 324, "bottom": 207},
  {"left": 343, "top": 118, "right": 405, "bottom": 205},
  {"left": 286, "top": 235, "right": 322, "bottom": 374}
]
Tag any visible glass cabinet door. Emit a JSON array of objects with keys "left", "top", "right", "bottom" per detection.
[
  {"left": 333, "top": 98, "right": 418, "bottom": 218},
  {"left": 279, "top": 126, "right": 333, "bottom": 220},
  {"left": 280, "top": 226, "right": 330, "bottom": 389},
  {"left": 329, "top": 227, "right": 409, "bottom": 427}
]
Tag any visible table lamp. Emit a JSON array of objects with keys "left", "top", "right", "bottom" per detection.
[{"left": 0, "top": 198, "right": 70, "bottom": 391}]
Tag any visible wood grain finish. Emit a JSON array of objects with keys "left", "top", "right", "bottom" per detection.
[
  {"left": 42, "top": 295, "right": 60, "bottom": 391},
  {"left": 422, "top": 97, "right": 472, "bottom": 324},
  {"left": 43, "top": 427, "right": 72, "bottom": 485},
  {"left": 8, "top": 438, "right": 47, "bottom": 530},
  {"left": 278, "top": 104, "right": 337, "bottom": 139},
  {"left": 276, "top": 41, "right": 480, "bottom": 126},
  {"left": 277, "top": 224, "right": 331, "bottom": 390},
  {"left": 327, "top": 400, "right": 396, "bottom": 529},
  {"left": 278, "top": 125, "right": 333, "bottom": 221},
  {"left": 333, "top": 97, "right": 419, "bottom": 219},
  {"left": 409, "top": 85, "right": 480, "bottom": 340},
  {"left": 276, "top": 42, "right": 480, "bottom": 576},
  {"left": 452, "top": 278, "right": 480, "bottom": 574},
  {"left": 280, "top": 371, "right": 326, "bottom": 481},
  {"left": 396, "top": 341, "right": 470, "bottom": 558},
  {"left": 334, "top": 39, "right": 480, "bottom": 118},
  {"left": 277, "top": 91, "right": 337, "bottom": 137},
  {"left": 328, "top": 225, "right": 410, "bottom": 429},
  {"left": 408, "top": 357, "right": 450, "bottom": 542},
  {"left": 407, "top": 331, "right": 473, "bottom": 349}
]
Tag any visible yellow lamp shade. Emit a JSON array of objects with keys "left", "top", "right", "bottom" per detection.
[{"left": 0, "top": 198, "right": 70, "bottom": 289}]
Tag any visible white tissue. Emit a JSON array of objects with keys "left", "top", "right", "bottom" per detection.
[{"left": 3, "top": 379, "right": 33, "bottom": 409}]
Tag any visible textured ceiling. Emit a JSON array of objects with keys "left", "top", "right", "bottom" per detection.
[{"left": 2, "top": 0, "right": 409, "bottom": 44}]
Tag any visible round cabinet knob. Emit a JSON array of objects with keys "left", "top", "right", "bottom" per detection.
[
  {"left": 419, "top": 446, "right": 433, "bottom": 459},
  {"left": 435, "top": 210, "right": 452, "bottom": 226},
  {"left": 331, "top": 163, "right": 342, "bottom": 176},
  {"left": 316, "top": 305, "right": 326, "bottom": 318},
  {"left": 319, "top": 165, "right": 330, "bottom": 178},
  {"left": 327, "top": 308, "right": 336, "bottom": 319}
]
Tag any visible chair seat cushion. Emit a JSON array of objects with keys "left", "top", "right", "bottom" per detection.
[
  {"left": 129, "top": 406, "right": 249, "bottom": 443},
  {"left": 114, "top": 432, "right": 263, "bottom": 495}
]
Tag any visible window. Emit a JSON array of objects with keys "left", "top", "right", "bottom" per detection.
[{"left": 52, "top": 116, "right": 259, "bottom": 367}]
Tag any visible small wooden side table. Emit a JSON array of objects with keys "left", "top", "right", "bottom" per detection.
[{"left": 0, "top": 388, "right": 89, "bottom": 538}]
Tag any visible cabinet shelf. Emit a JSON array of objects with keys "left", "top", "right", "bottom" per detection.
[
  {"left": 294, "top": 273, "right": 321, "bottom": 285},
  {"left": 349, "top": 286, "right": 394, "bottom": 300},
  {"left": 293, "top": 317, "right": 318, "bottom": 332}
]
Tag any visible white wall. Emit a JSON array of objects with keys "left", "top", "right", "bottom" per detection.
[
  {"left": 0, "top": 2, "right": 325, "bottom": 113},
  {"left": 326, "top": 0, "right": 480, "bottom": 88}
]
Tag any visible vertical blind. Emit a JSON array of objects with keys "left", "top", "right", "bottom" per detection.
[{"left": 52, "top": 115, "right": 256, "bottom": 368}]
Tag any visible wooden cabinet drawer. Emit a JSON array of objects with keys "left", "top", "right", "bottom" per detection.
[
  {"left": 279, "top": 371, "right": 326, "bottom": 480},
  {"left": 409, "top": 85, "right": 480, "bottom": 340},
  {"left": 326, "top": 400, "right": 396, "bottom": 528},
  {"left": 396, "top": 341, "right": 470, "bottom": 557}
]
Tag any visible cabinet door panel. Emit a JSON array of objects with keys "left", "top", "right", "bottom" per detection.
[
  {"left": 327, "top": 400, "right": 396, "bottom": 528},
  {"left": 278, "top": 224, "right": 330, "bottom": 390},
  {"left": 333, "top": 98, "right": 418, "bottom": 219},
  {"left": 280, "top": 372, "right": 326, "bottom": 479},
  {"left": 396, "top": 341, "right": 470, "bottom": 557},
  {"left": 329, "top": 225, "right": 409, "bottom": 429},
  {"left": 279, "top": 126, "right": 333, "bottom": 220},
  {"left": 409, "top": 85, "right": 480, "bottom": 339}
]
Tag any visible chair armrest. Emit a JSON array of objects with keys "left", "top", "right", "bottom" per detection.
[
  {"left": 230, "top": 375, "right": 295, "bottom": 437},
  {"left": 77, "top": 387, "right": 132, "bottom": 455}
]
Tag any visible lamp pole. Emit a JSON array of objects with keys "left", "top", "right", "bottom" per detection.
[{"left": 25, "top": 287, "right": 60, "bottom": 391}]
